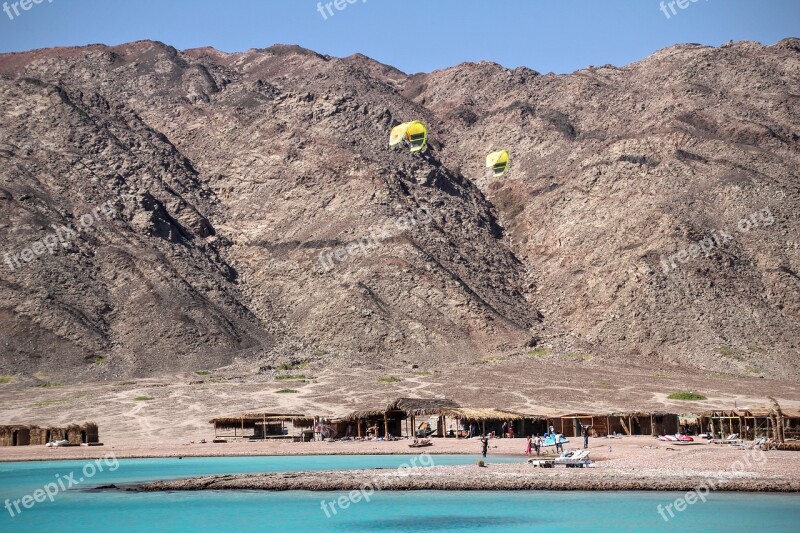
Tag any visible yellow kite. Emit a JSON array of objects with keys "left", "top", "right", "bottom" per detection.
[
  {"left": 486, "top": 150, "right": 510, "bottom": 178},
  {"left": 388, "top": 120, "right": 428, "bottom": 153}
]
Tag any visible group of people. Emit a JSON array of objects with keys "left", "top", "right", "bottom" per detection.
[{"left": 477, "top": 424, "right": 594, "bottom": 458}]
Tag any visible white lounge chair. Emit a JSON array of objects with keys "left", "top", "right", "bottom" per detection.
[{"left": 555, "top": 450, "right": 592, "bottom": 468}]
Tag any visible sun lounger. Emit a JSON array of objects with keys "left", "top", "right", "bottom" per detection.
[{"left": 554, "top": 450, "right": 592, "bottom": 468}]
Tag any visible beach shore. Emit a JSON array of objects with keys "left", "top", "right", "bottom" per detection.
[{"left": 5, "top": 435, "right": 796, "bottom": 492}]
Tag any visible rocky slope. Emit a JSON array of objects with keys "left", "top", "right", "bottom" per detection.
[{"left": 0, "top": 39, "right": 797, "bottom": 380}]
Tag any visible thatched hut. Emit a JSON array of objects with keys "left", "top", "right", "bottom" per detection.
[
  {"left": 440, "top": 407, "right": 527, "bottom": 438},
  {"left": 342, "top": 399, "right": 549, "bottom": 438},
  {"left": 699, "top": 407, "right": 800, "bottom": 440},
  {"left": 608, "top": 412, "right": 679, "bottom": 436},
  {"left": 0, "top": 425, "right": 32, "bottom": 446},
  {"left": 66, "top": 423, "right": 99, "bottom": 445},
  {"left": 341, "top": 406, "right": 401, "bottom": 438},
  {"left": 29, "top": 426, "right": 69, "bottom": 445},
  {"left": 553, "top": 414, "right": 610, "bottom": 437},
  {"left": 209, "top": 412, "right": 312, "bottom": 441}
]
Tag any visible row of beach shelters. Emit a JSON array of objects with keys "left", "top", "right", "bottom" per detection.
[
  {"left": 339, "top": 398, "right": 554, "bottom": 439},
  {"left": 0, "top": 423, "right": 99, "bottom": 446},
  {"left": 334, "top": 400, "right": 687, "bottom": 439},
  {"left": 208, "top": 412, "right": 316, "bottom": 441},
  {"left": 697, "top": 408, "right": 800, "bottom": 440},
  {"left": 544, "top": 412, "right": 678, "bottom": 438}
]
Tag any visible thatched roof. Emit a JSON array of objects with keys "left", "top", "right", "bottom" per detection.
[
  {"left": 440, "top": 408, "right": 526, "bottom": 421},
  {"left": 342, "top": 398, "right": 547, "bottom": 422},
  {"left": 609, "top": 411, "right": 678, "bottom": 417},
  {"left": 698, "top": 408, "right": 800, "bottom": 419},
  {"left": 560, "top": 412, "right": 608, "bottom": 418},
  {"left": 341, "top": 408, "right": 390, "bottom": 422},
  {"left": 209, "top": 412, "right": 310, "bottom": 428},
  {"left": 387, "top": 398, "right": 459, "bottom": 416}
]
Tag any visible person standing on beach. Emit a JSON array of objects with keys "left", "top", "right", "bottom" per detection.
[
  {"left": 582, "top": 425, "right": 592, "bottom": 449},
  {"left": 525, "top": 435, "right": 532, "bottom": 456},
  {"left": 502, "top": 421, "right": 508, "bottom": 438},
  {"left": 555, "top": 434, "right": 564, "bottom": 454},
  {"left": 481, "top": 435, "right": 489, "bottom": 458},
  {"left": 534, "top": 434, "right": 542, "bottom": 456}
]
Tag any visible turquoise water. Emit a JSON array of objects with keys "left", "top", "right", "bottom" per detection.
[{"left": 1, "top": 456, "right": 798, "bottom": 532}]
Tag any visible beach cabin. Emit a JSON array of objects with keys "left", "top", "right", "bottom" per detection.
[
  {"left": 342, "top": 399, "right": 460, "bottom": 439},
  {"left": 209, "top": 412, "right": 312, "bottom": 441},
  {"left": 699, "top": 408, "right": 800, "bottom": 440},
  {"left": 66, "top": 423, "right": 100, "bottom": 445},
  {"left": 0, "top": 425, "right": 31, "bottom": 446},
  {"left": 554, "top": 414, "right": 608, "bottom": 437},
  {"left": 607, "top": 412, "right": 679, "bottom": 436},
  {"left": 439, "top": 408, "right": 528, "bottom": 438}
]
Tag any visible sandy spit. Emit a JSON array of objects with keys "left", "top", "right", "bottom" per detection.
[{"left": 133, "top": 463, "right": 800, "bottom": 492}]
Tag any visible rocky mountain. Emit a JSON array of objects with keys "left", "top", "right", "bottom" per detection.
[{"left": 0, "top": 39, "right": 797, "bottom": 381}]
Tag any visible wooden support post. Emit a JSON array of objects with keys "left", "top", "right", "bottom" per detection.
[{"left": 384, "top": 414, "right": 389, "bottom": 438}]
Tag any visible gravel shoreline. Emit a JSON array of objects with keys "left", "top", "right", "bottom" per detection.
[{"left": 132, "top": 463, "right": 800, "bottom": 493}]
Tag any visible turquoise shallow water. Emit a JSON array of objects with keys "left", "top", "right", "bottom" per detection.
[{"left": 1, "top": 456, "right": 798, "bottom": 532}]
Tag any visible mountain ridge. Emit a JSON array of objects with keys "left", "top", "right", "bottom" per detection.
[{"left": 0, "top": 38, "right": 797, "bottom": 381}]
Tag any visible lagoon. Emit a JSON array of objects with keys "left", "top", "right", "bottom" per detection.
[{"left": 1, "top": 456, "right": 798, "bottom": 532}]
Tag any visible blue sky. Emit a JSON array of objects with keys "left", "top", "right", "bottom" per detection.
[{"left": 0, "top": 0, "right": 798, "bottom": 74}]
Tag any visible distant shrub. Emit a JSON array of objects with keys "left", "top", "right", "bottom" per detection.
[
  {"left": 277, "top": 375, "right": 307, "bottom": 381},
  {"left": 594, "top": 381, "right": 613, "bottom": 389},
  {"left": 668, "top": 392, "right": 707, "bottom": 401},
  {"left": 378, "top": 377, "right": 402, "bottom": 383},
  {"left": 38, "top": 382, "right": 61, "bottom": 388},
  {"left": 195, "top": 370, "right": 211, "bottom": 376},
  {"left": 653, "top": 372, "right": 670, "bottom": 379},
  {"left": 275, "top": 388, "right": 298, "bottom": 394},
  {"left": 0, "top": 375, "right": 15, "bottom": 384},
  {"left": 133, "top": 396, "right": 153, "bottom": 401},
  {"left": 278, "top": 361, "right": 309, "bottom": 371},
  {"left": 715, "top": 346, "right": 746, "bottom": 360}
]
